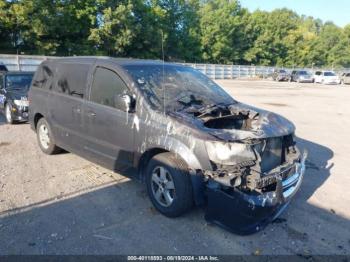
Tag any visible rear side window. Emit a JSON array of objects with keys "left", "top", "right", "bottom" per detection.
[
  {"left": 90, "top": 67, "right": 128, "bottom": 110},
  {"left": 54, "top": 63, "right": 90, "bottom": 98},
  {"left": 32, "top": 63, "right": 54, "bottom": 89}
]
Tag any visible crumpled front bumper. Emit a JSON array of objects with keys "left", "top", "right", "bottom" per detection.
[{"left": 205, "top": 151, "right": 307, "bottom": 235}]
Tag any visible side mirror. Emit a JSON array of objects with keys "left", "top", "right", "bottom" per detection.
[{"left": 114, "top": 94, "right": 134, "bottom": 112}]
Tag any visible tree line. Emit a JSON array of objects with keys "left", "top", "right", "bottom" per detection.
[{"left": 1, "top": 0, "right": 350, "bottom": 68}]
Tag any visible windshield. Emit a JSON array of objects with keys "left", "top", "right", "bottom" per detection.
[
  {"left": 279, "top": 70, "right": 286, "bottom": 73},
  {"left": 324, "top": 72, "right": 336, "bottom": 76},
  {"left": 5, "top": 74, "right": 33, "bottom": 91},
  {"left": 299, "top": 71, "right": 309, "bottom": 75},
  {"left": 123, "top": 64, "right": 236, "bottom": 110}
]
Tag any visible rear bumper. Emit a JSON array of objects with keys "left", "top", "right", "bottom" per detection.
[
  {"left": 299, "top": 79, "right": 313, "bottom": 83},
  {"left": 323, "top": 79, "right": 341, "bottom": 85},
  {"left": 277, "top": 76, "right": 289, "bottom": 81},
  {"left": 205, "top": 151, "right": 307, "bottom": 235}
]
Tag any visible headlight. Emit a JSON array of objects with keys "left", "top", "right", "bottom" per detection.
[
  {"left": 205, "top": 141, "right": 256, "bottom": 165},
  {"left": 14, "top": 99, "right": 29, "bottom": 107}
]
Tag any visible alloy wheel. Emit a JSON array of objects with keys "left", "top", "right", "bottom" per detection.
[
  {"left": 39, "top": 124, "right": 50, "bottom": 149},
  {"left": 151, "top": 166, "right": 176, "bottom": 207}
]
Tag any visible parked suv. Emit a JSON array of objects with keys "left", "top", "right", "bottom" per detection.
[
  {"left": 314, "top": 71, "right": 341, "bottom": 85},
  {"left": 272, "top": 69, "right": 289, "bottom": 81},
  {"left": 290, "top": 70, "right": 313, "bottom": 83},
  {"left": 29, "top": 57, "right": 306, "bottom": 234},
  {"left": 341, "top": 72, "right": 350, "bottom": 85},
  {"left": 0, "top": 71, "right": 33, "bottom": 123}
]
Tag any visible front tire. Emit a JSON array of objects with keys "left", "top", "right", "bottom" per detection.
[
  {"left": 146, "top": 152, "right": 193, "bottom": 217},
  {"left": 36, "top": 118, "right": 61, "bottom": 155},
  {"left": 5, "top": 103, "right": 14, "bottom": 124}
]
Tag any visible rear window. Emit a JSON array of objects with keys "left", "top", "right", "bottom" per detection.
[
  {"left": 54, "top": 63, "right": 90, "bottom": 98},
  {"left": 298, "top": 71, "right": 308, "bottom": 75},
  {"left": 324, "top": 72, "right": 336, "bottom": 76}
]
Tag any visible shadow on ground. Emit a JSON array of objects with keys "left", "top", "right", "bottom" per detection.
[
  {"left": 0, "top": 136, "right": 349, "bottom": 255},
  {"left": 0, "top": 114, "right": 5, "bottom": 125}
]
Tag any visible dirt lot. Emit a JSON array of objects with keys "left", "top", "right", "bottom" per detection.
[{"left": 0, "top": 80, "right": 349, "bottom": 255}]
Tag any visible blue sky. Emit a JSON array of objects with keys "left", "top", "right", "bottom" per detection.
[{"left": 240, "top": 0, "right": 350, "bottom": 27}]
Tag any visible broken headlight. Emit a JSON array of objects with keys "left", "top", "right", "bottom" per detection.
[{"left": 205, "top": 141, "right": 256, "bottom": 165}]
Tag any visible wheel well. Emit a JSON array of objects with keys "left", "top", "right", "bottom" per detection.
[
  {"left": 137, "top": 148, "right": 168, "bottom": 181},
  {"left": 34, "top": 113, "right": 44, "bottom": 129},
  {"left": 137, "top": 148, "right": 205, "bottom": 206}
]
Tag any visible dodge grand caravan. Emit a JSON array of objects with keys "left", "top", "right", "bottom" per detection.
[{"left": 29, "top": 57, "right": 306, "bottom": 234}]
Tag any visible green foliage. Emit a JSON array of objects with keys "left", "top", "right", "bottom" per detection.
[{"left": 1, "top": 0, "right": 350, "bottom": 67}]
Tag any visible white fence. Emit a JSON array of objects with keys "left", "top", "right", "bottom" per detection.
[
  {"left": 187, "top": 63, "right": 277, "bottom": 79},
  {"left": 0, "top": 54, "right": 348, "bottom": 79},
  {"left": 0, "top": 54, "right": 48, "bottom": 72}
]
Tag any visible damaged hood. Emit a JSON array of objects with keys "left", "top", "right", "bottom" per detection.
[{"left": 169, "top": 102, "right": 295, "bottom": 142}]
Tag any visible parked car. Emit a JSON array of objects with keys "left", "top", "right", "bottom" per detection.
[
  {"left": 272, "top": 69, "right": 289, "bottom": 81},
  {"left": 314, "top": 71, "right": 341, "bottom": 85},
  {"left": 341, "top": 72, "right": 350, "bottom": 85},
  {"left": 0, "top": 71, "right": 34, "bottom": 124},
  {"left": 0, "top": 63, "right": 8, "bottom": 72},
  {"left": 29, "top": 57, "right": 306, "bottom": 235},
  {"left": 290, "top": 70, "right": 314, "bottom": 83}
]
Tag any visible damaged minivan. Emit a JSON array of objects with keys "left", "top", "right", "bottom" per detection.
[{"left": 29, "top": 57, "right": 306, "bottom": 234}]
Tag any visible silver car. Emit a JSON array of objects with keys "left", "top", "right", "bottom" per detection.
[
  {"left": 290, "top": 70, "right": 313, "bottom": 83},
  {"left": 341, "top": 72, "right": 350, "bottom": 85}
]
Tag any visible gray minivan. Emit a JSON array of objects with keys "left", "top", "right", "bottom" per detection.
[{"left": 29, "top": 57, "right": 306, "bottom": 234}]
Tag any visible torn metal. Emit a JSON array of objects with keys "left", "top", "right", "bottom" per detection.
[{"left": 168, "top": 102, "right": 306, "bottom": 234}]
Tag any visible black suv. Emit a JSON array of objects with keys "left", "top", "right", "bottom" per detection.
[
  {"left": 0, "top": 71, "right": 34, "bottom": 123},
  {"left": 29, "top": 57, "right": 306, "bottom": 234}
]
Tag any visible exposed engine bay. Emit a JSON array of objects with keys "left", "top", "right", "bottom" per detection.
[
  {"left": 178, "top": 103, "right": 300, "bottom": 192},
  {"left": 172, "top": 102, "right": 306, "bottom": 234}
]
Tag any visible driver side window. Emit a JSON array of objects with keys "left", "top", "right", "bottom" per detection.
[{"left": 90, "top": 67, "right": 128, "bottom": 110}]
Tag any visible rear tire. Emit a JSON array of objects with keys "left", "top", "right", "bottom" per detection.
[
  {"left": 146, "top": 152, "right": 193, "bottom": 217},
  {"left": 36, "top": 118, "right": 61, "bottom": 155}
]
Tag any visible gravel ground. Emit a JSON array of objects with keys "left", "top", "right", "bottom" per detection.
[{"left": 0, "top": 80, "right": 349, "bottom": 255}]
